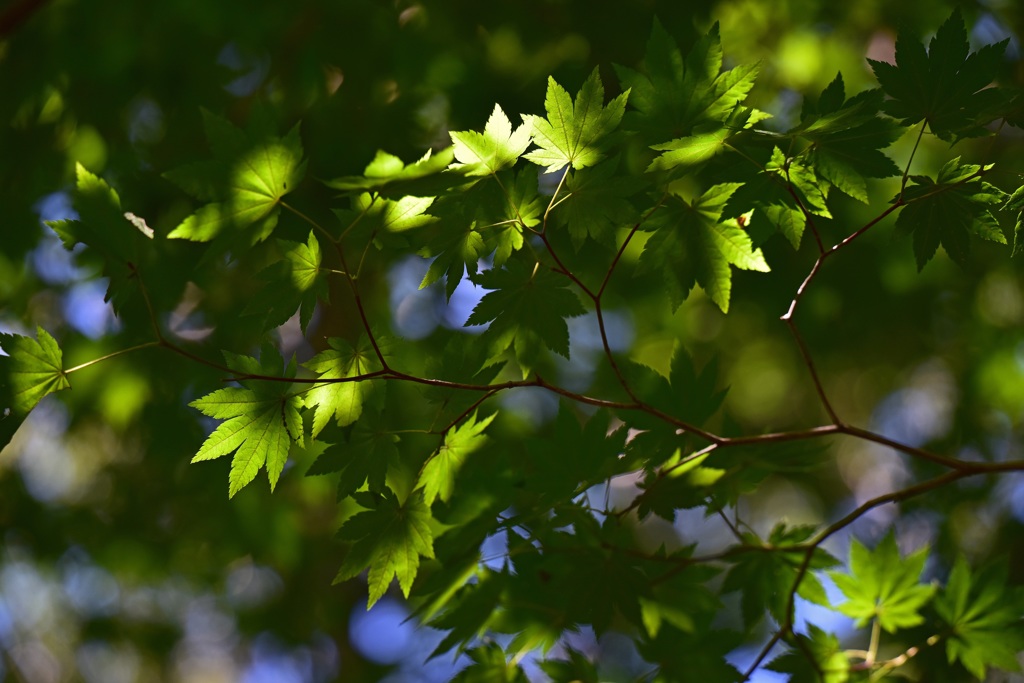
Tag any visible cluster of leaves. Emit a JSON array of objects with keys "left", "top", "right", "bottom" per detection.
[{"left": 4, "top": 10, "right": 1024, "bottom": 682}]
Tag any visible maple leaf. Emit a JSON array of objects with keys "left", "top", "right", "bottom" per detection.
[
  {"left": 934, "top": 557, "right": 1024, "bottom": 679},
  {"left": 189, "top": 344, "right": 304, "bottom": 497},
  {"left": 796, "top": 74, "right": 902, "bottom": 203},
  {"left": 524, "top": 68, "right": 628, "bottom": 173},
  {"left": 830, "top": 532, "right": 936, "bottom": 632},
  {"left": 335, "top": 487, "right": 435, "bottom": 608},
  {"left": 323, "top": 147, "right": 467, "bottom": 197},
  {"left": 1002, "top": 184, "right": 1024, "bottom": 257},
  {"left": 554, "top": 158, "right": 639, "bottom": 247},
  {"left": 464, "top": 257, "right": 587, "bottom": 375},
  {"left": 420, "top": 411, "right": 496, "bottom": 505},
  {"left": 303, "top": 335, "right": 385, "bottom": 438},
  {"left": 723, "top": 146, "right": 830, "bottom": 248},
  {"left": 896, "top": 157, "right": 1006, "bottom": 270},
  {"left": 0, "top": 327, "right": 71, "bottom": 449},
  {"left": 867, "top": 9, "right": 1010, "bottom": 140},
  {"left": 243, "top": 231, "right": 327, "bottom": 332},
  {"left": 721, "top": 524, "right": 839, "bottom": 627},
  {"left": 767, "top": 624, "right": 851, "bottom": 683},
  {"left": 449, "top": 104, "right": 532, "bottom": 176},
  {"left": 45, "top": 164, "right": 153, "bottom": 312},
  {"left": 639, "top": 183, "right": 769, "bottom": 313},
  {"left": 306, "top": 409, "right": 400, "bottom": 500},
  {"left": 614, "top": 19, "right": 759, "bottom": 141},
  {"left": 166, "top": 110, "right": 306, "bottom": 243}
]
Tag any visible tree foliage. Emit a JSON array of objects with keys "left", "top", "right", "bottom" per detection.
[{"left": 2, "top": 3, "right": 1024, "bottom": 682}]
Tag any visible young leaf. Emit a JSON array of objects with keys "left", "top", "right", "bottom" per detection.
[
  {"left": 524, "top": 68, "right": 629, "bottom": 173},
  {"left": 189, "top": 346, "right": 303, "bottom": 497},
  {"left": 0, "top": 327, "right": 71, "bottom": 448},
  {"left": 464, "top": 257, "right": 587, "bottom": 375},
  {"left": 335, "top": 488, "right": 435, "bottom": 608},
  {"left": 934, "top": 557, "right": 1024, "bottom": 679},
  {"left": 830, "top": 533, "right": 936, "bottom": 632},
  {"left": 166, "top": 111, "right": 305, "bottom": 243},
  {"left": 303, "top": 335, "right": 384, "bottom": 438},
  {"left": 449, "top": 104, "right": 532, "bottom": 176},
  {"left": 868, "top": 9, "right": 1011, "bottom": 140},
  {"left": 896, "top": 157, "right": 1006, "bottom": 270},
  {"left": 639, "top": 183, "right": 769, "bottom": 313}
]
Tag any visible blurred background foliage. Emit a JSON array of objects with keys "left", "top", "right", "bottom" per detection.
[{"left": 1, "top": 0, "right": 1024, "bottom": 681}]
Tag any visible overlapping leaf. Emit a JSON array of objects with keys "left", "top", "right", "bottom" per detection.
[
  {"left": 335, "top": 488, "right": 435, "bottom": 608},
  {"left": 305, "top": 409, "right": 399, "bottom": 500},
  {"left": 524, "top": 68, "right": 628, "bottom": 173},
  {"left": 615, "top": 20, "right": 760, "bottom": 140},
  {"left": 796, "top": 74, "right": 902, "bottom": 203},
  {"left": 324, "top": 147, "right": 465, "bottom": 197},
  {"left": 166, "top": 110, "right": 305, "bottom": 243},
  {"left": 303, "top": 335, "right": 385, "bottom": 438},
  {"left": 767, "top": 625, "right": 850, "bottom": 683},
  {"left": 896, "top": 157, "right": 1006, "bottom": 270},
  {"left": 639, "top": 183, "right": 769, "bottom": 312},
  {"left": 243, "top": 231, "right": 327, "bottom": 332},
  {"left": 721, "top": 524, "right": 839, "bottom": 627},
  {"left": 420, "top": 411, "right": 496, "bottom": 505},
  {"left": 464, "top": 257, "right": 586, "bottom": 375},
  {"left": 189, "top": 345, "right": 303, "bottom": 497},
  {"left": 46, "top": 164, "right": 153, "bottom": 311},
  {"left": 554, "top": 158, "right": 639, "bottom": 247}
]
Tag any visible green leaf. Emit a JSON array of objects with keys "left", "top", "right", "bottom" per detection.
[
  {"left": 450, "top": 104, "right": 532, "bottom": 176},
  {"left": 524, "top": 68, "right": 628, "bottom": 173},
  {"left": 303, "top": 336, "right": 384, "bottom": 438},
  {"left": 934, "top": 557, "right": 1024, "bottom": 679},
  {"left": 464, "top": 257, "right": 587, "bottom": 375},
  {"left": 615, "top": 20, "right": 759, "bottom": 140},
  {"left": 540, "top": 648, "right": 599, "bottom": 683},
  {"left": 1002, "top": 184, "right": 1024, "bottom": 257},
  {"left": 243, "top": 231, "right": 328, "bottom": 332},
  {"left": 189, "top": 345, "right": 303, "bottom": 497},
  {"left": 830, "top": 532, "right": 936, "bottom": 632},
  {"left": 868, "top": 9, "right": 1011, "bottom": 140},
  {"left": 797, "top": 76, "right": 901, "bottom": 203},
  {"left": 166, "top": 111, "right": 305, "bottom": 242},
  {"left": 647, "top": 126, "right": 733, "bottom": 174},
  {"left": 554, "top": 158, "right": 639, "bottom": 248},
  {"left": 721, "top": 523, "right": 839, "bottom": 626},
  {"left": 0, "top": 327, "right": 71, "bottom": 448},
  {"left": 420, "top": 411, "right": 496, "bottom": 505},
  {"left": 44, "top": 164, "right": 153, "bottom": 311},
  {"left": 452, "top": 644, "right": 529, "bottom": 683},
  {"left": 767, "top": 624, "right": 850, "bottom": 683},
  {"left": 639, "top": 183, "right": 769, "bottom": 312},
  {"left": 306, "top": 410, "right": 399, "bottom": 500},
  {"left": 335, "top": 488, "right": 435, "bottom": 608},
  {"left": 896, "top": 157, "right": 1006, "bottom": 270},
  {"left": 323, "top": 147, "right": 466, "bottom": 197}
]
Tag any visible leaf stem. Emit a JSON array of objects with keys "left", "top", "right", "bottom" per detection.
[{"left": 64, "top": 341, "right": 161, "bottom": 374}]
